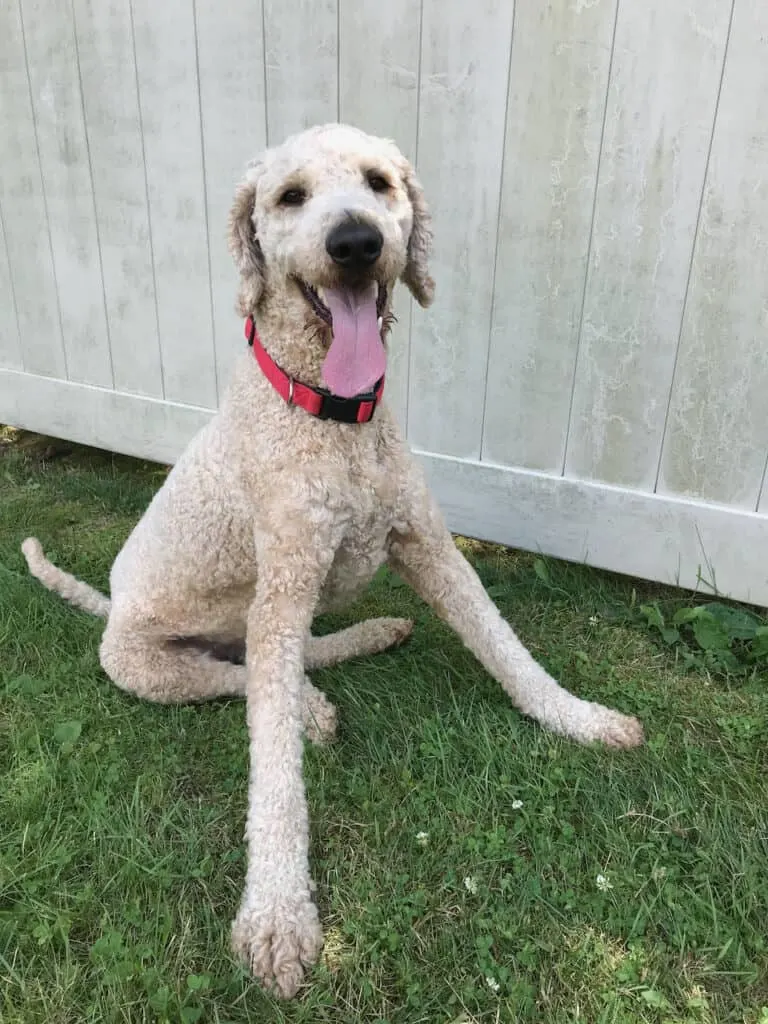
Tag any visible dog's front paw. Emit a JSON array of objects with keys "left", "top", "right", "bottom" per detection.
[
  {"left": 584, "top": 703, "right": 645, "bottom": 749},
  {"left": 231, "top": 896, "right": 322, "bottom": 998}
]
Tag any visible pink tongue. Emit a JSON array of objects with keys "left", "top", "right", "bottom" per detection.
[{"left": 321, "top": 284, "right": 386, "bottom": 398}]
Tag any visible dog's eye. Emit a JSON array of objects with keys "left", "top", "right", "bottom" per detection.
[
  {"left": 366, "top": 172, "right": 391, "bottom": 194},
  {"left": 279, "top": 187, "right": 307, "bottom": 207}
]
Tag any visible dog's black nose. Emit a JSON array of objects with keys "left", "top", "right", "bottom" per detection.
[{"left": 326, "top": 219, "right": 383, "bottom": 270}]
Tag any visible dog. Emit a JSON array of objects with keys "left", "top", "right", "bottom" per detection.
[{"left": 22, "top": 123, "right": 644, "bottom": 998}]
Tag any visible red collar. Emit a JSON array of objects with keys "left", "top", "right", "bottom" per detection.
[{"left": 244, "top": 317, "right": 384, "bottom": 424}]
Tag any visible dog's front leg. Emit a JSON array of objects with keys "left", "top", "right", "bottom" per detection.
[
  {"left": 389, "top": 494, "right": 644, "bottom": 749},
  {"left": 231, "top": 532, "right": 334, "bottom": 999}
]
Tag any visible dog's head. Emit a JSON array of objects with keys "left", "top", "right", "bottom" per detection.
[{"left": 229, "top": 124, "right": 434, "bottom": 397}]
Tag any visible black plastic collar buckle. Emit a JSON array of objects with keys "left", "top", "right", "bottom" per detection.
[{"left": 316, "top": 387, "right": 379, "bottom": 424}]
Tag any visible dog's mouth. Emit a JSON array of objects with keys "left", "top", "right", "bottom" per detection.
[
  {"left": 296, "top": 279, "right": 388, "bottom": 327},
  {"left": 295, "top": 278, "right": 389, "bottom": 398}
]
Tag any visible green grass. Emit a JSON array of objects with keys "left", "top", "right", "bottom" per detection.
[{"left": 1, "top": 430, "right": 767, "bottom": 1024}]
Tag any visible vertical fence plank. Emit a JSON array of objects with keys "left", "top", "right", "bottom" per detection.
[
  {"left": 658, "top": 1, "right": 768, "bottom": 510},
  {"left": 20, "top": 0, "right": 113, "bottom": 386},
  {"left": 0, "top": 0, "right": 65, "bottom": 379},
  {"left": 131, "top": 0, "right": 217, "bottom": 408},
  {"left": 263, "top": 0, "right": 337, "bottom": 144},
  {"left": 338, "top": 0, "right": 421, "bottom": 429},
  {"left": 0, "top": 206, "right": 22, "bottom": 370},
  {"left": 482, "top": 0, "right": 616, "bottom": 471},
  {"left": 407, "top": 0, "right": 515, "bottom": 458},
  {"left": 72, "top": 0, "right": 163, "bottom": 398},
  {"left": 564, "top": 0, "right": 732, "bottom": 487},
  {"left": 196, "top": 0, "right": 268, "bottom": 396}
]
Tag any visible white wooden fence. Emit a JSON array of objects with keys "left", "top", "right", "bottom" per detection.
[{"left": 1, "top": 0, "right": 767, "bottom": 605}]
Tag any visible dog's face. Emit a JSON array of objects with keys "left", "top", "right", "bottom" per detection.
[{"left": 229, "top": 124, "right": 434, "bottom": 397}]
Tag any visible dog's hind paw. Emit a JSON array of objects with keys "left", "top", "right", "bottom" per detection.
[
  {"left": 302, "top": 685, "right": 338, "bottom": 745},
  {"left": 370, "top": 615, "right": 414, "bottom": 649}
]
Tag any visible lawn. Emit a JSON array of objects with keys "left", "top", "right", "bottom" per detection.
[{"left": 1, "top": 430, "right": 767, "bottom": 1024}]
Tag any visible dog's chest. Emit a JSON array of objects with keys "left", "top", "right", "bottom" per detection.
[{"left": 318, "top": 460, "right": 402, "bottom": 611}]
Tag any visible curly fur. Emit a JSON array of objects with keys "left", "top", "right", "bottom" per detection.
[{"left": 22, "top": 123, "right": 643, "bottom": 999}]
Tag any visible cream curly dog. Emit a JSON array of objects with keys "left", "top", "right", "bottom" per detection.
[{"left": 22, "top": 123, "right": 644, "bottom": 998}]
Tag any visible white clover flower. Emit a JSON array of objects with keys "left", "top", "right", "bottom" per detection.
[
  {"left": 589, "top": 615, "right": 600, "bottom": 625},
  {"left": 486, "top": 976, "right": 500, "bottom": 993},
  {"left": 596, "top": 873, "right": 613, "bottom": 892},
  {"left": 415, "top": 831, "right": 429, "bottom": 848},
  {"left": 511, "top": 799, "right": 523, "bottom": 810},
  {"left": 463, "top": 876, "right": 478, "bottom": 895}
]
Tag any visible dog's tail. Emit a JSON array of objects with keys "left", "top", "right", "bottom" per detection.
[{"left": 21, "top": 537, "right": 111, "bottom": 618}]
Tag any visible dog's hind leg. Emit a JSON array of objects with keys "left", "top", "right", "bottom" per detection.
[
  {"left": 305, "top": 617, "right": 413, "bottom": 669},
  {"left": 100, "top": 618, "right": 336, "bottom": 743},
  {"left": 100, "top": 617, "right": 247, "bottom": 704},
  {"left": 158, "top": 620, "right": 409, "bottom": 740},
  {"left": 186, "top": 617, "right": 412, "bottom": 671}
]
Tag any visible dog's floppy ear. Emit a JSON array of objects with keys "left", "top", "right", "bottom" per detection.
[
  {"left": 228, "top": 166, "right": 265, "bottom": 315},
  {"left": 400, "top": 163, "right": 435, "bottom": 307}
]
